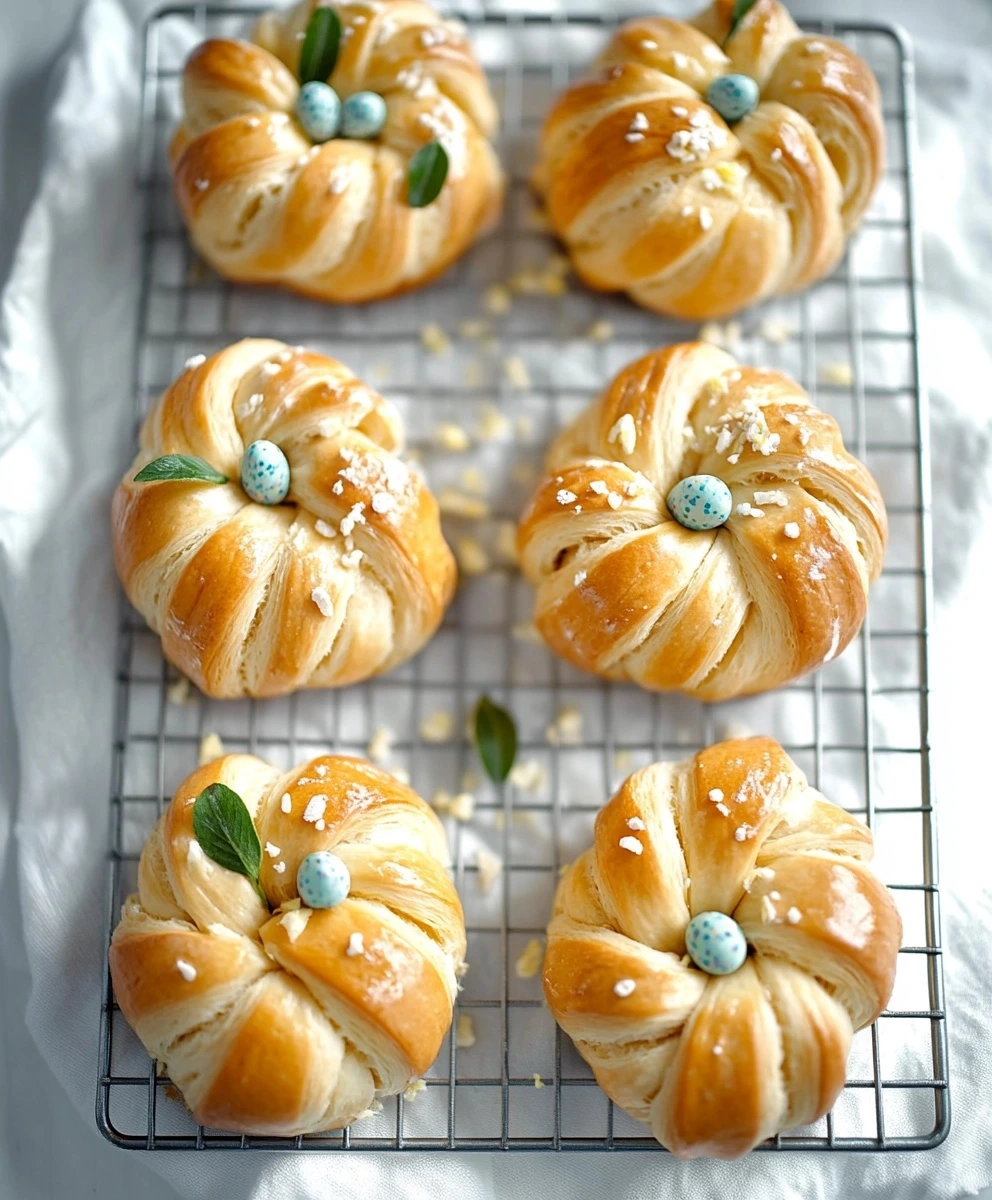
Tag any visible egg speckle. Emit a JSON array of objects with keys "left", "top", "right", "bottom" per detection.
[
  {"left": 296, "top": 851, "right": 350, "bottom": 909},
  {"left": 667, "top": 474, "right": 732, "bottom": 531},
  {"left": 706, "top": 74, "right": 760, "bottom": 123},
  {"left": 295, "top": 81, "right": 341, "bottom": 143},
  {"left": 685, "top": 911, "right": 747, "bottom": 975},
  {"left": 241, "top": 440, "right": 291, "bottom": 505},
  {"left": 340, "top": 91, "right": 387, "bottom": 139}
]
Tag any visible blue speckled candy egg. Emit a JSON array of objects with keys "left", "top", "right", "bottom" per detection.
[
  {"left": 297, "top": 851, "right": 350, "bottom": 909},
  {"left": 667, "top": 474, "right": 733, "bottom": 531},
  {"left": 706, "top": 73, "right": 760, "bottom": 124},
  {"left": 296, "top": 81, "right": 341, "bottom": 143},
  {"left": 340, "top": 90, "right": 387, "bottom": 140},
  {"left": 241, "top": 440, "right": 291, "bottom": 505},
  {"left": 686, "top": 911, "right": 748, "bottom": 976}
]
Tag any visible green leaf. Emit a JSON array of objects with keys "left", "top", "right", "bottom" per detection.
[
  {"left": 192, "top": 783, "right": 267, "bottom": 906},
  {"left": 133, "top": 454, "right": 228, "bottom": 485},
  {"left": 299, "top": 6, "right": 341, "bottom": 85},
  {"left": 727, "top": 0, "right": 759, "bottom": 41},
  {"left": 473, "top": 696, "right": 517, "bottom": 784},
  {"left": 407, "top": 141, "right": 449, "bottom": 208}
]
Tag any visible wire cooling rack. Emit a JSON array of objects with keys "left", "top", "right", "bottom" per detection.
[{"left": 97, "top": 3, "right": 947, "bottom": 1153}]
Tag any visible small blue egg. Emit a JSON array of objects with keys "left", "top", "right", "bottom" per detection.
[
  {"left": 241, "top": 440, "right": 291, "bottom": 505},
  {"left": 339, "top": 91, "right": 387, "bottom": 140},
  {"left": 297, "top": 851, "right": 350, "bottom": 909},
  {"left": 706, "top": 73, "right": 760, "bottom": 124},
  {"left": 296, "top": 81, "right": 341, "bottom": 143},
  {"left": 667, "top": 474, "right": 733, "bottom": 531},
  {"left": 685, "top": 911, "right": 748, "bottom": 976}
]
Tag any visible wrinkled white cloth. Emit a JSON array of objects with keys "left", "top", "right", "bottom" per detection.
[{"left": 1, "top": 1, "right": 991, "bottom": 1198}]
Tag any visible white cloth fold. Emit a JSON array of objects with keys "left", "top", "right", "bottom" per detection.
[{"left": 1, "top": 1, "right": 991, "bottom": 1197}]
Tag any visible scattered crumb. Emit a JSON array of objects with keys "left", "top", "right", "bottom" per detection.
[
  {"left": 438, "top": 489, "right": 489, "bottom": 519},
  {"left": 198, "top": 732, "right": 224, "bottom": 766},
  {"left": 718, "top": 721, "right": 752, "bottom": 740},
  {"left": 456, "top": 536, "right": 490, "bottom": 576},
  {"left": 515, "top": 938, "right": 544, "bottom": 979},
  {"left": 370, "top": 362, "right": 392, "bottom": 383},
  {"left": 476, "top": 404, "right": 510, "bottom": 442},
  {"left": 458, "top": 318, "right": 490, "bottom": 340},
  {"left": 166, "top": 675, "right": 194, "bottom": 706},
  {"left": 698, "top": 319, "right": 742, "bottom": 351},
  {"left": 280, "top": 908, "right": 311, "bottom": 943},
  {"left": 435, "top": 422, "right": 470, "bottom": 451},
  {"left": 475, "top": 847, "right": 503, "bottom": 892},
  {"left": 533, "top": 1073, "right": 545, "bottom": 1088},
  {"left": 503, "top": 355, "right": 531, "bottom": 389},
  {"left": 420, "top": 710, "right": 454, "bottom": 743},
  {"left": 495, "top": 521, "right": 518, "bottom": 565},
  {"left": 420, "top": 323, "right": 451, "bottom": 354},
  {"left": 509, "top": 758, "right": 547, "bottom": 794},
  {"left": 821, "top": 361, "right": 853, "bottom": 386},
  {"left": 546, "top": 705, "right": 583, "bottom": 746},
  {"left": 367, "top": 726, "right": 394, "bottom": 764},
  {"left": 461, "top": 770, "right": 479, "bottom": 791},
  {"left": 511, "top": 461, "right": 536, "bottom": 487},
  {"left": 355, "top": 1100, "right": 384, "bottom": 1120},
  {"left": 460, "top": 466, "right": 488, "bottom": 497},
  {"left": 613, "top": 748, "right": 634, "bottom": 774},
  {"left": 448, "top": 792, "right": 476, "bottom": 822},
  {"left": 463, "top": 360, "right": 484, "bottom": 388},
  {"left": 456, "top": 1013, "right": 476, "bottom": 1048},
  {"left": 483, "top": 284, "right": 512, "bottom": 315},
  {"left": 403, "top": 1079, "right": 427, "bottom": 1101},
  {"left": 511, "top": 621, "right": 542, "bottom": 645},
  {"left": 759, "top": 317, "right": 792, "bottom": 344},
  {"left": 587, "top": 319, "right": 613, "bottom": 342}
]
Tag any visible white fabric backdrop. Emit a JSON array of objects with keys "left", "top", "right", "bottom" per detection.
[{"left": 1, "top": 1, "right": 991, "bottom": 1197}]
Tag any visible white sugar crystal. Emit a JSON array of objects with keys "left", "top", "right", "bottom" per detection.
[
  {"left": 618, "top": 835, "right": 643, "bottom": 855},
  {"left": 608, "top": 413, "right": 637, "bottom": 455},
  {"left": 607, "top": 492, "right": 623, "bottom": 510},
  {"left": 754, "top": 490, "right": 788, "bottom": 507},
  {"left": 761, "top": 895, "right": 777, "bottom": 923},
  {"left": 735, "top": 823, "right": 757, "bottom": 842},
  {"left": 339, "top": 502, "right": 366, "bottom": 537},
  {"left": 280, "top": 908, "right": 311, "bottom": 942},
  {"left": 176, "top": 958, "right": 197, "bottom": 981},
  {"left": 641, "top": 38, "right": 658, "bottom": 49},
  {"left": 264, "top": 841, "right": 281, "bottom": 858},
  {"left": 328, "top": 165, "right": 352, "bottom": 194},
  {"left": 716, "top": 802, "right": 730, "bottom": 816},
  {"left": 681, "top": 204, "right": 694, "bottom": 217},
  {"left": 311, "top": 587, "right": 334, "bottom": 617},
  {"left": 371, "top": 492, "right": 395, "bottom": 514},
  {"left": 273, "top": 861, "right": 286, "bottom": 874},
  {"left": 613, "top": 978, "right": 636, "bottom": 997},
  {"left": 708, "top": 788, "right": 724, "bottom": 803},
  {"left": 784, "top": 522, "right": 801, "bottom": 539},
  {"left": 627, "top": 816, "right": 646, "bottom": 831},
  {"left": 770, "top": 147, "right": 783, "bottom": 162},
  {"left": 629, "top": 112, "right": 649, "bottom": 131},
  {"left": 184, "top": 354, "right": 206, "bottom": 369},
  {"left": 786, "top": 906, "right": 802, "bottom": 924},
  {"left": 671, "top": 104, "right": 689, "bottom": 117},
  {"left": 699, "top": 206, "right": 713, "bottom": 231},
  {"left": 556, "top": 488, "right": 578, "bottom": 505},
  {"left": 303, "top": 794, "right": 328, "bottom": 824},
  {"left": 314, "top": 518, "right": 335, "bottom": 538},
  {"left": 346, "top": 932, "right": 365, "bottom": 957},
  {"left": 573, "top": 570, "right": 587, "bottom": 586},
  {"left": 589, "top": 480, "right": 608, "bottom": 495},
  {"left": 280, "top": 793, "right": 292, "bottom": 813},
  {"left": 625, "top": 131, "right": 645, "bottom": 143}
]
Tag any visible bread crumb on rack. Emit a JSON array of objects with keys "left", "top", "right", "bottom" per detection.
[
  {"left": 367, "top": 726, "right": 394, "bottom": 764},
  {"left": 758, "top": 317, "right": 792, "bottom": 344},
  {"left": 483, "top": 283, "right": 512, "bottom": 315},
  {"left": 456, "top": 536, "right": 490, "bottom": 576},
  {"left": 403, "top": 1079, "right": 427, "bottom": 1101},
  {"left": 475, "top": 846, "right": 503, "bottom": 893},
  {"left": 448, "top": 792, "right": 476, "bottom": 822},
  {"left": 420, "top": 323, "right": 451, "bottom": 354},
  {"left": 613, "top": 749, "right": 634, "bottom": 775},
  {"left": 438, "top": 489, "right": 490, "bottom": 519},
  {"left": 532, "top": 1073, "right": 545, "bottom": 1088},
  {"left": 476, "top": 404, "right": 510, "bottom": 442},
  {"left": 503, "top": 355, "right": 531, "bottom": 389},
  {"left": 456, "top": 1014, "right": 477, "bottom": 1048},
  {"left": 546, "top": 705, "right": 583, "bottom": 746},
  {"left": 698, "top": 319, "right": 742, "bottom": 352},
  {"left": 420, "top": 710, "right": 454, "bottom": 743},
  {"left": 509, "top": 758, "right": 547, "bottom": 794},
  {"left": 460, "top": 466, "right": 488, "bottom": 495},
  {"left": 821, "top": 361, "right": 853, "bottom": 386},
  {"left": 515, "top": 938, "right": 544, "bottom": 979},
  {"left": 198, "top": 732, "right": 225, "bottom": 765},
  {"left": 166, "top": 675, "right": 195, "bottom": 706},
  {"left": 495, "top": 521, "right": 519, "bottom": 565},
  {"left": 458, "top": 318, "right": 490, "bottom": 340},
  {"left": 435, "top": 422, "right": 471, "bottom": 452},
  {"left": 511, "top": 621, "right": 542, "bottom": 645},
  {"left": 355, "top": 1100, "right": 384, "bottom": 1120},
  {"left": 587, "top": 320, "right": 613, "bottom": 342}
]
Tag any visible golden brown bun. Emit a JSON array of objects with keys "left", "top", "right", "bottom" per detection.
[
  {"left": 110, "top": 752, "right": 465, "bottom": 1136},
  {"left": 543, "top": 736, "right": 902, "bottom": 1158},
  {"left": 534, "top": 0, "right": 884, "bottom": 319},
  {"left": 170, "top": 0, "right": 504, "bottom": 303},
  {"left": 516, "top": 343, "right": 886, "bottom": 701},
  {"left": 112, "top": 339, "right": 456, "bottom": 698}
]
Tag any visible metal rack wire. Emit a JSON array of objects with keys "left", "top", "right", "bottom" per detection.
[{"left": 96, "top": 3, "right": 947, "bottom": 1153}]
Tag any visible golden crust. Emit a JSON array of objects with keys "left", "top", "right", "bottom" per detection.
[
  {"left": 517, "top": 343, "right": 886, "bottom": 701},
  {"left": 542, "top": 737, "right": 902, "bottom": 1158},
  {"left": 112, "top": 339, "right": 457, "bottom": 698},
  {"left": 171, "top": 1, "right": 504, "bottom": 303},
  {"left": 534, "top": 0, "right": 884, "bottom": 319},
  {"left": 110, "top": 752, "right": 465, "bottom": 1136}
]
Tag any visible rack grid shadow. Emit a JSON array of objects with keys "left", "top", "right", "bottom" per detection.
[{"left": 97, "top": 3, "right": 948, "bottom": 1153}]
